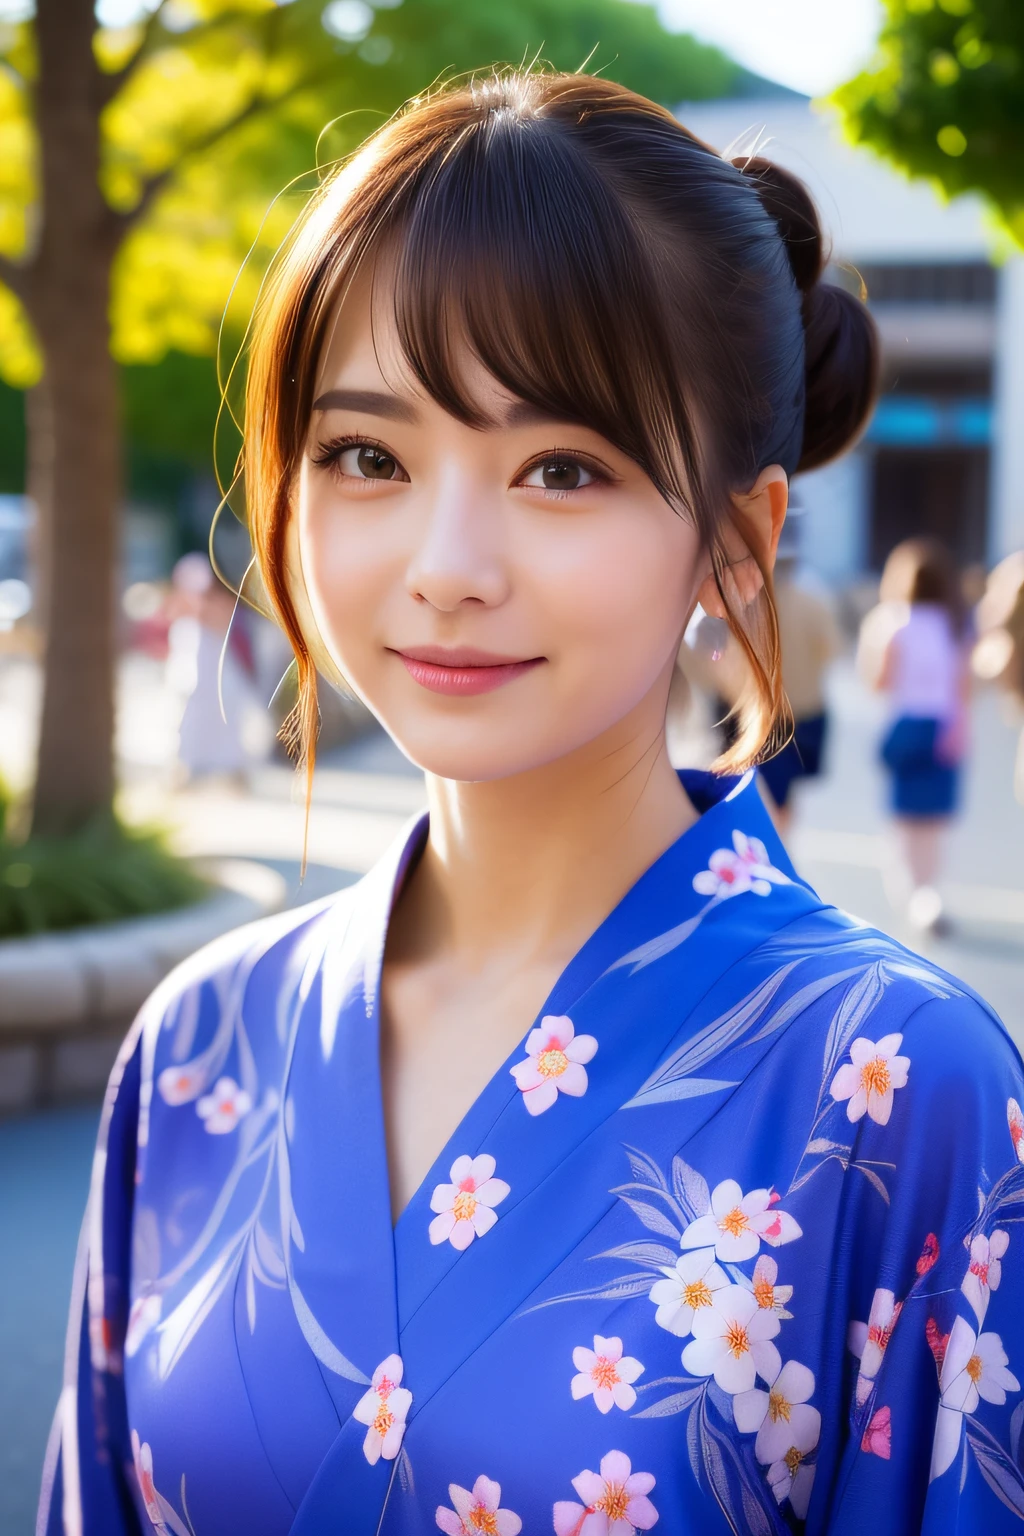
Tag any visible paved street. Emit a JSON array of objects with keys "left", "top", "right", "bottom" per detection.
[{"left": 1, "top": 649, "right": 1023, "bottom": 1531}]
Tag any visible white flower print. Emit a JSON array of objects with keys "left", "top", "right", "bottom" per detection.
[
  {"left": 428, "top": 1154, "right": 511, "bottom": 1251},
  {"left": 750, "top": 1255, "right": 793, "bottom": 1320},
  {"left": 435, "top": 1475, "right": 522, "bottom": 1535},
  {"left": 648, "top": 1248, "right": 730, "bottom": 1337},
  {"left": 553, "top": 1450, "right": 659, "bottom": 1534},
  {"left": 766, "top": 1444, "right": 817, "bottom": 1520},
  {"left": 195, "top": 1076, "right": 252, "bottom": 1134},
  {"left": 156, "top": 1061, "right": 205, "bottom": 1106},
  {"left": 571, "top": 1335, "right": 644, "bottom": 1414},
  {"left": 829, "top": 1033, "right": 910, "bottom": 1126},
  {"left": 930, "top": 1315, "right": 1020, "bottom": 1480},
  {"left": 961, "top": 1230, "right": 1010, "bottom": 1324},
  {"left": 681, "top": 1284, "right": 782, "bottom": 1395},
  {"left": 733, "top": 1359, "right": 821, "bottom": 1476},
  {"left": 509, "top": 1015, "right": 597, "bottom": 1117},
  {"left": 1008, "top": 1098, "right": 1024, "bottom": 1163},
  {"left": 130, "top": 1430, "right": 163, "bottom": 1528},
  {"left": 848, "top": 1288, "right": 900, "bottom": 1406},
  {"left": 679, "top": 1179, "right": 802, "bottom": 1263},
  {"left": 691, "top": 831, "right": 789, "bottom": 900},
  {"left": 353, "top": 1353, "right": 413, "bottom": 1466}
]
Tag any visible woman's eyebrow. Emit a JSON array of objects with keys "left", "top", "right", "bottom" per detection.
[{"left": 311, "top": 388, "right": 419, "bottom": 422}]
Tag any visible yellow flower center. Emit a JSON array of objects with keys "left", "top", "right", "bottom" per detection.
[
  {"left": 682, "top": 1280, "right": 714, "bottom": 1311},
  {"left": 453, "top": 1190, "right": 478, "bottom": 1222},
  {"left": 860, "top": 1056, "right": 891, "bottom": 1097},
  {"left": 719, "top": 1206, "right": 749, "bottom": 1237},
  {"left": 537, "top": 1047, "right": 569, "bottom": 1079},
  {"left": 591, "top": 1356, "right": 620, "bottom": 1390},
  {"left": 753, "top": 1280, "right": 775, "bottom": 1309},
  {"left": 724, "top": 1320, "right": 750, "bottom": 1358},
  {"left": 966, "top": 1353, "right": 984, "bottom": 1383},
  {"left": 468, "top": 1508, "right": 499, "bottom": 1534},
  {"left": 784, "top": 1446, "right": 804, "bottom": 1474},
  {"left": 768, "top": 1390, "right": 792, "bottom": 1423},
  {"left": 596, "top": 1485, "right": 629, "bottom": 1520},
  {"left": 372, "top": 1404, "right": 394, "bottom": 1438}
]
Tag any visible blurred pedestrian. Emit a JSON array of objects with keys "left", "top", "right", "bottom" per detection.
[
  {"left": 972, "top": 550, "right": 1024, "bottom": 801},
  {"left": 679, "top": 510, "right": 841, "bottom": 832},
  {"left": 166, "top": 552, "right": 258, "bottom": 784},
  {"left": 858, "top": 538, "right": 970, "bottom": 933}
]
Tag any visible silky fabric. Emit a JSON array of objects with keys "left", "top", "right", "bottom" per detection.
[{"left": 39, "top": 770, "right": 1024, "bottom": 1535}]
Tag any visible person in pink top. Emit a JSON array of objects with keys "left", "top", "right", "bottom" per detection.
[{"left": 858, "top": 538, "right": 971, "bottom": 934}]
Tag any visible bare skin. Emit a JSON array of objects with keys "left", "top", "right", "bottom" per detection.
[{"left": 297, "top": 273, "right": 787, "bottom": 1220}]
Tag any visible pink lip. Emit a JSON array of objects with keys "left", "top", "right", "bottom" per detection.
[{"left": 391, "top": 646, "right": 545, "bottom": 696}]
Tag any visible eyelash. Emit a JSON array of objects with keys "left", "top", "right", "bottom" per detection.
[{"left": 309, "top": 435, "right": 614, "bottom": 497}]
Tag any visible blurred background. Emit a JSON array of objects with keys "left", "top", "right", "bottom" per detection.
[{"left": 3, "top": 0, "right": 1024, "bottom": 1528}]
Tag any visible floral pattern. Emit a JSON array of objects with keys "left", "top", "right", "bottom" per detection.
[
  {"left": 570, "top": 1335, "right": 644, "bottom": 1414},
  {"left": 931, "top": 1316, "right": 1020, "bottom": 1479},
  {"left": 691, "top": 831, "right": 789, "bottom": 900},
  {"left": 435, "top": 1476, "right": 522, "bottom": 1535},
  {"left": 829, "top": 1032, "right": 911, "bottom": 1125},
  {"left": 429, "top": 1154, "right": 511, "bottom": 1250},
  {"left": 962, "top": 1230, "right": 1010, "bottom": 1324},
  {"left": 196, "top": 1075, "right": 252, "bottom": 1134},
  {"left": 648, "top": 1248, "right": 729, "bottom": 1336},
  {"left": 679, "top": 1179, "right": 801, "bottom": 1262},
  {"left": 681, "top": 1284, "right": 782, "bottom": 1394},
  {"left": 509, "top": 1016, "right": 598, "bottom": 1116},
  {"left": 353, "top": 1354, "right": 412, "bottom": 1466},
  {"left": 553, "top": 1451, "right": 658, "bottom": 1534}
]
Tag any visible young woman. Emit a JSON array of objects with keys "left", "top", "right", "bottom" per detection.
[
  {"left": 42, "top": 73, "right": 1024, "bottom": 1536},
  {"left": 858, "top": 539, "right": 971, "bottom": 934}
]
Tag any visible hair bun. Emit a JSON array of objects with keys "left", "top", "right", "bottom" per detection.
[{"left": 732, "top": 153, "right": 879, "bottom": 470}]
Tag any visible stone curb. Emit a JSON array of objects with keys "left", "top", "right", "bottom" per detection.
[{"left": 0, "top": 859, "right": 286, "bottom": 1112}]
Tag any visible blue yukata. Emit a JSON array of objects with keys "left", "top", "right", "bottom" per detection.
[{"left": 39, "top": 770, "right": 1024, "bottom": 1535}]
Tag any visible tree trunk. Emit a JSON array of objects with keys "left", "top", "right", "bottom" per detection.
[{"left": 28, "top": 0, "right": 121, "bottom": 836}]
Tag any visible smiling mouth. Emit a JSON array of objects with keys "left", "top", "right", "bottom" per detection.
[{"left": 390, "top": 647, "right": 545, "bottom": 697}]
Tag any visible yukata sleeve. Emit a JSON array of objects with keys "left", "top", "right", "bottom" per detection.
[
  {"left": 37, "top": 1027, "right": 147, "bottom": 1536},
  {"left": 824, "top": 993, "right": 1024, "bottom": 1535}
]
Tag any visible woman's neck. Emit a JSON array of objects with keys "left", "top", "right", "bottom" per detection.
[{"left": 393, "top": 694, "right": 696, "bottom": 973}]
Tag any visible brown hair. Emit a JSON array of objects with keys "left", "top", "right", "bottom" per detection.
[
  {"left": 880, "top": 538, "right": 965, "bottom": 635},
  {"left": 242, "top": 71, "right": 878, "bottom": 792}
]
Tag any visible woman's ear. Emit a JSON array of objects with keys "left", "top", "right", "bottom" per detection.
[{"left": 696, "top": 464, "right": 789, "bottom": 619}]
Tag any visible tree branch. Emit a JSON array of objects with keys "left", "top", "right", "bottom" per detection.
[
  {"left": 111, "top": 69, "right": 333, "bottom": 236},
  {"left": 93, "top": 4, "right": 167, "bottom": 112}
]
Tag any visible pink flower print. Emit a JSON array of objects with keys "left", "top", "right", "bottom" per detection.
[
  {"left": 961, "top": 1229, "right": 1010, "bottom": 1324},
  {"left": 648, "top": 1247, "right": 730, "bottom": 1336},
  {"left": 829, "top": 1033, "right": 910, "bottom": 1126},
  {"left": 196, "top": 1076, "right": 252, "bottom": 1134},
  {"left": 691, "top": 831, "right": 788, "bottom": 900},
  {"left": 848, "top": 1288, "right": 901, "bottom": 1404},
  {"left": 680, "top": 1179, "right": 801, "bottom": 1263},
  {"left": 130, "top": 1430, "right": 162, "bottom": 1526},
  {"left": 429, "top": 1155, "right": 511, "bottom": 1251},
  {"left": 916, "top": 1232, "right": 940, "bottom": 1275},
  {"left": 926, "top": 1317, "right": 950, "bottom": 1372},
  {"left": 436, "top": 1475, "right": 522, "bottom": 1535},
  {"left": 510, "top": 1016, "right": 597, "bottom": 1117},
  {"left": 553, "top": 1450, "right": 659, "bottom": 1534},
  {"left": 571, "top": 1335, "right": 644, "bottom": 1414},
  {"left": 1009, "top": 1098, "right": 1024, "bottom": 1162},
  {"left": 862, "top": 1405, "right": 891, "bottom": 1459},
  {"left": 353, "top": 1353, "right": 412, "bottom": 1465},
  {"left": 681, "top": 1284, "right": 781, "bottom": 1395},
  {"left": 156, "top": 1061, "right": 205, "bottom": 1106},
  {"left": 751, "top": 1255, "right": 793, "bottom": 1319},
  {"left": 931, "top": 1316, "right": 1020, "bottom": 1480},
  {"left": 734, "top": 1359, "right": 820, "bottom": 1508}
]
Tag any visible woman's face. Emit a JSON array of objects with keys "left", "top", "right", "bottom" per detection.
[{"left": 297, "top": 273, "right": 707, "bottom": 783}]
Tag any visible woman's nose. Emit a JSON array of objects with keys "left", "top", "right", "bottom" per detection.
[{"left": 405, "top": 474, "right": 510, "bottom": 612}]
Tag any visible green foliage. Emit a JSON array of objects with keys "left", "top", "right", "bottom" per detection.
[
  {"left": 0, "top": 817, "right": 208, "bottom": 937},
  {"left": 833, "top": 0, "right": 1024, "bottom": 244}
]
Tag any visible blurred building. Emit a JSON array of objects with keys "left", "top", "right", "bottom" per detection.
[{"left": 680, "top": 98, "right": 1022, "bottom": 582}]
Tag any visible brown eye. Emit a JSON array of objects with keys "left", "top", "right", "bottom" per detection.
[
  {"left": 521, "top": 456, "right": 597, "bottom": 493},
  {"left": 352, "top": 444, "right": 399, "bottom": 479}
]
